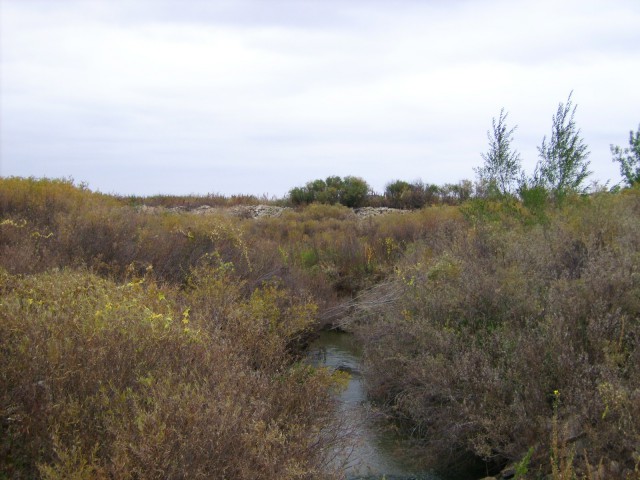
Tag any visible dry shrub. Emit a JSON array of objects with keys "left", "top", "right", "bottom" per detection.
[
  {"left": 357, "top": 193, "right": 640, "bottom": 476},
  {"left": 124, "top": 192, "right": 265, "bottom": 209},
  {"left": 0, "top": 267, "right": 342, "bottom": 479}
]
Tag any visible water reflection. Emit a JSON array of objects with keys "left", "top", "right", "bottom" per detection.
[{"left": 308, "top": 330, "right": 440, "bottom": 480}]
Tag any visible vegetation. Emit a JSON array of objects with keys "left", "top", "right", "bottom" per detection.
[
  {"left": 1, "top": 99, "right": 638, "bottom": 479},
  {"left": 1, "top": 267, "right": 343, "bottom": 479},
  {"left": 288, "top": 176, "right": 370, "bottom": 208},
  {"left": 383, "top": 180, "right": 442, "bottom": 209},
  {"left": 0, "top": 178, "right": 357, "bottom": 479},
  {"left": 611, "top": 124, "right": 640, "bottom": 187},
  {"left": 355, "top": 191, "right": 640, "bottom": 478},
  {"left": 534, "top": 92, "right": 592, "bottom": 200},
  {"left": 475, "top": 108, "right": 522, "bottom": 196}
]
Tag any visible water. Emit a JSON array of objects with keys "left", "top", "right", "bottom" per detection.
[{"left": 308, "top": 330, "right": 441, "bottom": 480}]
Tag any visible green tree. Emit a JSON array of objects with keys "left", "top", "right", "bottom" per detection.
[
  {"left": 441, "top": 180, "right": 473, "bottom": 205},
  {"left": 385, "top": 180, "right": 412, "bottom": 208},
  {"left": 288, "top": 175, "right": 370, "bottom": 207},
  {"left": 340, "top": 176, "right": 369, "bottom": 208},
  {"left": 535, "top": 92, "right": 591, "bottom": 199},
  {"left": 611, "top": 124, "right": 640, "bottom": 187},
  {"left": 475, "top": 108, "right": 522, "bottom": 196},
  {"left": 289, "top": 186, "right": 313, "bottom": 205}
]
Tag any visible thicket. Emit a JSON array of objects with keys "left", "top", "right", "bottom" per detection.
[
  {"left": 0, "top": 178, "right": 364, "bottom": 479},
  {"left": 612, "top": 124, "right": 640, "bottom": 187},
  {"left": 1, "top": 267, "right": 343, "bottom": 479},
  {"left": 355, "top": 191, "right": 640, "bottom": 478},
  {"left": 1, "top": 177, "right": 444, "bottom": 478},
  {"left": 288, "top": 176, "right": 370, "bottom": 208},
  {"left": 2, "top": 173, "right": 640, "bottom": 479}
]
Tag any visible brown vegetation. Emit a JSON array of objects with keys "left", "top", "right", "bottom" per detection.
[
  {"left": 355, "top": 192, "right": 640, "bottom": 478},
  {"left": 2, "top": 176, "right": 639, "bottom": 479}
]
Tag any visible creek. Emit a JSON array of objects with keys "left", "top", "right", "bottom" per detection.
[{"left": 307, "top": 330, "right": 442, "bottom": 480}]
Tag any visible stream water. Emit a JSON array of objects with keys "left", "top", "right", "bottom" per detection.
[{"left": 307, "top": 330, "right": 442, "bottom": 480}]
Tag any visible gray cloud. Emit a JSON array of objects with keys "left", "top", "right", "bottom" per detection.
[{"left": 1, "top": 0, "right": 639, "bottom": 195}]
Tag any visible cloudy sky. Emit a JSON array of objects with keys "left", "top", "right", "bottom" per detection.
[{"left": 1, "top": 0, "right": 639, "bottom": 196}]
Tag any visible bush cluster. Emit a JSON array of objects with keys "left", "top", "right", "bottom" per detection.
[
  {"left": 288, "top": 176, "right": 370, "bottom": 208},
  {"left": 356, "top": 191, "right": 640, "bottom": 477},
  {"left": 1, "top": 178, "right": 370, "bottom": 479},
  {"left": 3, "top": 176, "right": 640, "bottom": 478},
  {"left": 0, "top": 266, "right": 343, "bottom": 479}
]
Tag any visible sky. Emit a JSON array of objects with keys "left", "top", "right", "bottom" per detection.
[{"left": 1, "top": 0, "right": 639, "bottom": 197}]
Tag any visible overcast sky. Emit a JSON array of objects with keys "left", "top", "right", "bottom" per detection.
[{"left": 1, "top": 0, "right": 639, "bottom": 197}]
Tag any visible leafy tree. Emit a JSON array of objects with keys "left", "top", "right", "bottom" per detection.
[
  {"left": 340, "top": 176, "right": 369, "bottom": 208},
  {"left": 385, "top": 180, "right": 412, "bottom": 208},
  {"left": 289, "top": 186, "right": 313, "bottom": 206},
  {"left": 535, "top": 92, "right": 591, "bottom": 199},
  {"left": 475, "top": 108, "right": 522, "bottom": 196},
  {"left": 288, "top": 175, "right": 370, "bottom": 207},
  {"left": 441, "top": 180, "right": 473, "bottom": 205},
  {"left": 611, "top": 124, "right": 640, "bottom": 187},
  {"left": 384, "top": 180, "right": 440, "bottom": 209}
]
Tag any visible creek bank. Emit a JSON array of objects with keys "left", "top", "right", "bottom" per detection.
[
  {"left": 310, "top": 328, "right": 520, "bottom": 480},
  {"left": 308, "top": 329, "right": 440, "bottom": 480}
]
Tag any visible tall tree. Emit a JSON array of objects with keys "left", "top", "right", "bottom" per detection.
[
  {"left": 535, "top": 92, "right": 591, "bottom": 199},
  {"left": 476, "top": 108, "right": 522, "bottom": 196},
  {"left": 611, "top": 124, "right": 640, "bottom": 187}
]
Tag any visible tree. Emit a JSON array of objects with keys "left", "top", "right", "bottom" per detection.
[
  {"left": 289, "top": 186, "right": 314, "bottom": 206},
  {"left": 535, "top": 92, "right": 591, "bottom": 199},
  {"left": 287, "top": 175, "right": 370, "bottom": 208},
  {"left": 385, "top": 180, "right": 412, "bottom": 208},
  {"left": 611, "top": 124, "right": 640, "bottom": 187},
  {"left": 441, "top": 180, "right": 473, "bottom": 205},
  {"left": 475, "top": 108, "right": 522, "bottom": 196},
  {"left": 340, "top": 176, "right": 369, "bottom": 208}
]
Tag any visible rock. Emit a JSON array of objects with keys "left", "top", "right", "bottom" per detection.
[
  {"left": 354, "top": 207, "right": 409, "bottom": 218},
  {"left": 500, "top": 466, "right": 516, "bottom": 479},
  {"left": 227, "top": 205, "right": 291, "bottom": 218}
]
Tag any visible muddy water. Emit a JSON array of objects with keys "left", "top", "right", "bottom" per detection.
[{"left": 308, "top": 330, "right": 441, "bottom": 480}]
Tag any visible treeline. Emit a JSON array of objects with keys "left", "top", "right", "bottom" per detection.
[
  {"left": 288, "top": 175, "right": 475, "bottom": 209},
  {"left": 287, "top": 96, "right": 639, "bottom": 210},
  {"left": 123, "top": 97, "right": 640, "bottom": 213}
]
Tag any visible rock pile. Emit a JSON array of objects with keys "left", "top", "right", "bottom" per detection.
[
  {"left": 137, "top": 204, "right": 409, "bottom": 219},
  {"left": 354, "top": 207, "right": 408, "bottom": 218},
  {"left": 228, "top": 205, "right": 292, "bottom": 218}
]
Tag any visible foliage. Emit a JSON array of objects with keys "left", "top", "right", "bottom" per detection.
[
  {"left": 356, "top": 192, "right": 640, "bottom": 477},
  {"left": 384, "top": 180, "right": 441, "bottom": 209},
  {"left": 340, "top": 176, "right": 370, "bottom": 208},
  {"left": 0, "top": 267, "right": 342, "bottom": 479},
  {"left": 288, "top": 175, "right": 370, "bottom": 208},
  {"left": 535, "top": 92, "right": 591, "bottom": 200},
  {"left": 611, "top": 124, "right": 640, "bottom": 187},
  {"left": 440, "top": 180, "right": 474, "bottom": 205},
  {"left": 123, "top": 192, "right": 266, "bottom": 209},
  {"left": 3, "top": 174, "right": 640, "bottom": 479},
  {"left": 476, "top": 108, "right": 522, "bottom": 196}
]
